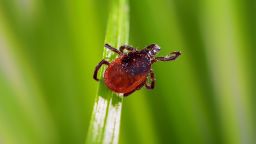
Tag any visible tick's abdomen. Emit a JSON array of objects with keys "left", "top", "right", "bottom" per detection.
[{"left": 104, "top": 55, "right": 150, "bottom": 94}]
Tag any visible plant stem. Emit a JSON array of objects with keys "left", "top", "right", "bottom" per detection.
[{"left": 86, "top": 0, "right": 129, "bottom": 143}]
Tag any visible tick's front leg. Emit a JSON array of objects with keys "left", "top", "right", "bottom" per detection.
[
  {"left": 119, "top": 45, "right": 136, "bottom": 53},
  {"left": 93, "top": 59, "right": 110, "bottom": 81},
  {"left": 105, "top": 44, "right": 122, "bottom": 55},
  {"left": 154, "top": 51, "right": 181, "bottom": 62},
  {"left": 145, "top": 69, "right": 155, "bottom": 89}
]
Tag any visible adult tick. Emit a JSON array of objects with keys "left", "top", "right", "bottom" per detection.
[{"left": 93, "top": 44, "right": 181, "bottom": 96}]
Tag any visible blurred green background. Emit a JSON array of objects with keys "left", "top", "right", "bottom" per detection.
[{"left": 0, "top": 0, "right": 255, "bottom": 144}]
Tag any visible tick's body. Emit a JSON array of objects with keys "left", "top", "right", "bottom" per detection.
[
  {"left": 105, "top": 51, "right": 151, "bottom": 94},
  {"left": 93, "top": 44, "right": 181, "bottom": 96}
]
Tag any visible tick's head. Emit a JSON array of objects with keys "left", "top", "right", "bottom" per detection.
[{"left": 144, "top": 44, "right": 161, "bottom": 57}]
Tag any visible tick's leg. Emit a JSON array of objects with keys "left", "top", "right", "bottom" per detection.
[
  {"left": 105, "top": 44, "right": 122, "bottom": 55},
  {"left": 145, "top": 69, "right": 155, "bottom": 89},
  {"left": 146, "top": 44, "right": 159, "bottom": 49},
  {"left": 93, "top": 59, "right": 110, "bottom": 81},
  {"left": 154, "top": 51, "right": 181, "bottom": 62},
  {"left": 120, "top": 45, "right": 136, "bottom": 53}
]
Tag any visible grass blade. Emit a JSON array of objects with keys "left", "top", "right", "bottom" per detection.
[{"left": 86, "top": 0, "right": 129, "bottom": 143}]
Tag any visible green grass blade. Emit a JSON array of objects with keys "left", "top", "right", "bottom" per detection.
[{"left": 86, "top": 0, "right": 129, "bottom": 143}]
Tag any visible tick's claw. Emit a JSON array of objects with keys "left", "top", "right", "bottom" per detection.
[
  {"left": 171, "top": 51, "right": 181, "bottom": 55},
  {"left": 104, "top": 43, "right": 111, "bottom": 48},
  {"left": 93, "top": 77, "right": 99, "bottom": 81}
]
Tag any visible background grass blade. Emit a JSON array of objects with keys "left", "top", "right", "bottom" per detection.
[{"left": 86, "top": 0, "right": 129, "bottom": 143}]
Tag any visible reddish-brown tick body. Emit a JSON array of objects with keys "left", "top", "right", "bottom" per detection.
[
  {"left": 93, "top": 44, "right": 181, "bottom": 96},
  {"left": 104, "top": 51, "right": 150, "bottom": 94}
]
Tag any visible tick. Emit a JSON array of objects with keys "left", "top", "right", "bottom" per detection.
[{"left": 93, "top": 43, "right": 181, "bottom": 96}]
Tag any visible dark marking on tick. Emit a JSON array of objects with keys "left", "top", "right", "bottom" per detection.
[{"left": 121, "top": 52, "right": 151, "bottom": 76}]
